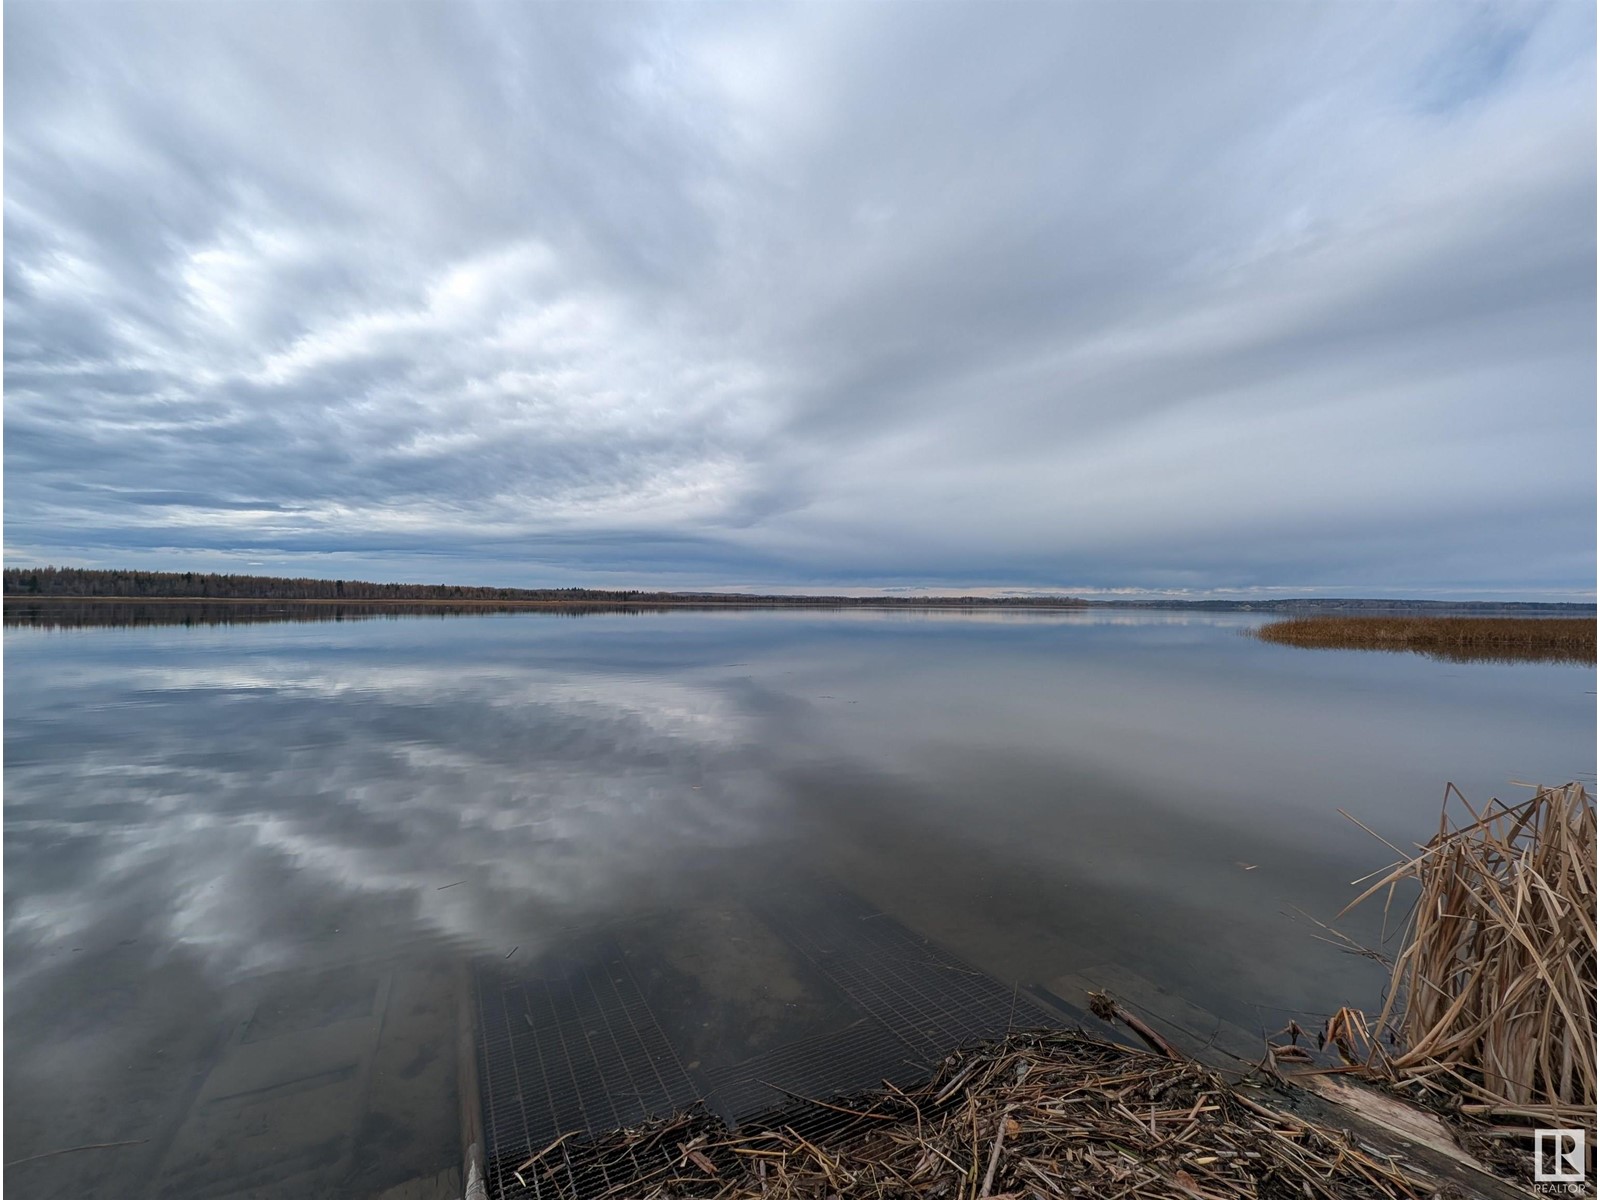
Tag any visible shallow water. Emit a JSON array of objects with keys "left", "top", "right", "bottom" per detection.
[{"left": 5, "top": 608, "right": 1593, "bottom": 1197}]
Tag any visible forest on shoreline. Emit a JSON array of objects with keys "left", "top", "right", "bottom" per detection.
[
  {"left": 2, "top": 568, "right": 1086, "bottom": 607},
  {"left": 5, "top": 567, "right": 1592, "bottom": 616}
]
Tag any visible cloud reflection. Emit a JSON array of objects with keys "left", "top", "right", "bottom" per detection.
[{"left": 6, "top": 655, "right": 782, "bottom": 986}]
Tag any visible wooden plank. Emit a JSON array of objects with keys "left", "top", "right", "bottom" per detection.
[
  {"left": 1280, "top": 1073, "right": 1538, "bottom": 1200},
  {"left": 457, "top": 963, "right": 488, "bottom": 1200},
  {"left": 1294, "top": 1073, "right": 1475, "bottom": 1163}
]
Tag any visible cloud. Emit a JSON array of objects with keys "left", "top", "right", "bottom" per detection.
[{"left": 5, "top": 1, "right": 1594, "bottom": 597}]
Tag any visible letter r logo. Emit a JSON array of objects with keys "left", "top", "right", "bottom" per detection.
[{"left": 1535, "top": 1129, "right": 1587, "bottom": 1182}]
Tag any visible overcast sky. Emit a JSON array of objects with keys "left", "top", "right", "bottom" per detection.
[{"left": 5, "top": 2, "right": 1595, "bottom": 598}]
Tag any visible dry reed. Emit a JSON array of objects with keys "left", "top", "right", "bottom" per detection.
[
  {"left": 1341, "top": 783, "right": 1596, "bottom": 1125},
  {"left": 500, "top": 1030, "right": 1447, "bottom": 1199},
  {"left": 1251, "top": 617, "right": 1595, "bottom": 665}
]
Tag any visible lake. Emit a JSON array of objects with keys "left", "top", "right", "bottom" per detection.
[{"left": 5, "top": 608, "right": 1593, "bottom": 1198}]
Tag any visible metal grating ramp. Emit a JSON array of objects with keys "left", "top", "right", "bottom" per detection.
[
  {"left": 755, "top": 887, "right": 1042, "bottom": 1054},
  {"left": 475, "top": 887, "right": 1064, "bottom": 1200},
  {"left": 474, "top": 941, "right": 702, "bottom": 1199},
  {"left": 703, "top": 887, "right": 1059, "bottom": 1115}
]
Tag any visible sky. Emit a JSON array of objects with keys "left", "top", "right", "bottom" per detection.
[{"left": 4, "top": 1, "right": 1595, "bottom": 600}]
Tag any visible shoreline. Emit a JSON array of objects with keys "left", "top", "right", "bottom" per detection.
[
  {"left": 4, "top": 593, "right": 1592, "bottom": 615},
  {"left": 470, "top": 1023, "right": 1533, "bottom": 1200},
  {"left": 0, "top": 594, "right": 1094, "bottom": 609}
]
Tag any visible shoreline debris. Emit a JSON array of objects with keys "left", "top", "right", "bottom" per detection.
[{"left": 490, "top": 1029, "right": 1468, "bottom": 1199}]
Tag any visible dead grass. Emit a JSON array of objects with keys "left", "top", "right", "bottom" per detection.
[
  {"left": 501, "top": 1030, "right": 1448, "bottom": 1199},
  {"left": 1338, "top": 783, "right": 1596, "bottom": 1127},
  {"left": 1251, "top": 616, "right": 1595, "bottom": 665}
]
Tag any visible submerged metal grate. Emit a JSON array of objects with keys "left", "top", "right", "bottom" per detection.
[
  {"left": 475, "top": 887, "right": 1063, "bottom": 1200},
  {"left": 474, "top": 942, "right": 701, "bottom": 1200},
  {"left": 753, "top": 887, "right": 1046, "bottom": 1055},
  {"left": 708, "top": 887, "right": 1061, "bottom": 1116}
]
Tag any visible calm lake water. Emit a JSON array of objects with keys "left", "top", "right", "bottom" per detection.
[{"left": 5, "top": 608, "right": 1594, "bottom": 1198}]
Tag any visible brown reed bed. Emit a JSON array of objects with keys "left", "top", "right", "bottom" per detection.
[
  {"left": 1251, "top": 616, "right": 1595, "bottom": 665},
  {"left": 502, "top": 1029, "right": 1451, "bottom": 1200},
  {"left": 1337, "top": 783, "right": 1596, "bottom": 1128}
]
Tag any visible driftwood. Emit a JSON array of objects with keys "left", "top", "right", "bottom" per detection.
[{"left": 1085, "top": 988, "right": 1184, "bottom": 1060}]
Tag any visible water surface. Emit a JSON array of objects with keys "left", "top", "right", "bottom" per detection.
[{"left": 6, "top": 608, "right": 1593, "bottom": 1197}]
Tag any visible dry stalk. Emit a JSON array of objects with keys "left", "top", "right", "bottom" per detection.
[
  {"left": 489, "top": 1030, "right": 1444, "bottom": 1199},
  {"left": 1340, "top": 782, "right": 1596, "bottom": 1125}
]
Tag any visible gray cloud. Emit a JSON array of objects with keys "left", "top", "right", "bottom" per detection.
[{"left": 5, "top": 1, "right": 1594, "bottom": 597}]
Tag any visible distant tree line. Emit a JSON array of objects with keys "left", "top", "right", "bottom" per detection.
[
  {"left": 2, "top": 567, "right": 1088, "bottom": 607},
  {"left": 2, "top": 600, "right": 636, "bottom": 629}
]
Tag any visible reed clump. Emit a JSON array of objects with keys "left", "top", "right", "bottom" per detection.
[
  {"left": 1341, "top": 783, "right": 1596, "bottom": 1126},
  {"left": 503, "top": 1030, "right": 1444, "bottom": 1200},
  {"left": 1252, "top": 616, "right": 1595, "bottom": 665}
]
